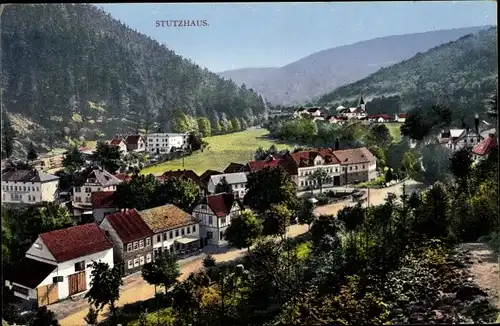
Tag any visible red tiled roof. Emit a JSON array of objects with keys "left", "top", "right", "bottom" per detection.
[
  {"left": 205, "top": 193, "right": 241, "bottom": 217},
  {"left": 103, "top": 209, "right": 154, "bottom": 243},
  {"left": 397, "top": 113, "right": 408, "bottom": 118},
  {"left": 332, "top": 147, "right": 376, "bottom": 165},
  {"left": 110, "top": 138, "right": 124, "bottom": 146},
  {"left": 39, "top": 223, "right": 114, "bottom": 263},
  {"left": 472, "top": 134, "right": 498, "bottom": 156},
  {"left": 91, "top": 191, "right": 118, "bottom": 209},
  {"left": 290, "top": 149, "right": 340, "bottom": 167},
  {"left": 125, "top": 135, "right": 143, "bottom": 145},
  {"left": 114, "top": 173, "right": 132, "bottom": 182},
  {"left": 160, "top": 169, "right": 201, "bottom": 186},
  {"left": 7, "top": 258, "right": 56, "bottom": 289},
  {"left": 369, "top": 114, "right": 392, "bottom": 120}
]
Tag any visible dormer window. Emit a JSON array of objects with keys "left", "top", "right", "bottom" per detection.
[{"left": 34, "top": 243, "right": 42, "bottom": 250}]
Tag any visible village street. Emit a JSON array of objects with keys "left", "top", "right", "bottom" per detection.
[{"left": 54, "top": 180, "right": 423, "bottom": 325}]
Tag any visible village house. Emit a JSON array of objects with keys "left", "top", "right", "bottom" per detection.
[
  {"left": 207, "top": 172, "right": 248, "bottom": 199},
  {"left": 336, "top": 94, "right": 367, "bottom": 120},
  {"left": 245, "top": 155, "right": 299, "bottom": 185},
  {"left": 394, "top": 113, "right": 408, "bottom": 123},
  {"left": 191, "top": 193, "right": 244, "bottom": 246},
  {"left": 91, "top": 191, "right": 120, "bottom": 223},
  {"left": 327, "top": 115, "right": 348, "bottom": 125},
  {"left": 293, "top": 108, "right": 306, "bottom": 118},
  {"left": 332, "top": 147, "right": 377, "bottom": 184},
  {"left": 125, "top": 134, "right": 146, "bottom": 152},
  {"left": 289, "top": 148, "right": 342, "bottom": 189},
  {"left": 138, "top": 204, "right": 200, "bottom": 258},
  {"left": 72, "top": 168, "right": 122, "bottom": 207},
  {"left": 471, "top": 133, "right": 498, "bottom": 161},
  {"left": 157, "top": 169, "right": 202, "bottom": 187},
  {"left": 223, "top": 162, "right": 246, "bottom": 173},
  {"left": 1, "top": 169, "right": 60, "bottom": 205},
  {"left": 146, "top": 133, "right": 189, "bottom": 156},
  {"left": 438, "top": 128, "right": 483, "bottom": 152},
  {"left": 199, "top": 169, "right": 223, "bottom": 195},
  {"left": 108, "top": 137, "right": 128, "bottom": 153},
  {"left": 368, "top": 114, "right": 392, "bottom": 123},
  {"left": 99, "top": 209, "right": 154, "bottom": 276},
  {"left": 5, "top": 223, "right": 113, "bottom": 307}
]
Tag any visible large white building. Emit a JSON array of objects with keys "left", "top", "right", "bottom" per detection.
[
  {"left": 5, "top": 223, "right": 114, "bottom": 306},
  {"left": 1, "top": 169, "right": 59, "bottom": 205},
  {"left": 146, "top": 133, "right": 189, "bottom": 155}
]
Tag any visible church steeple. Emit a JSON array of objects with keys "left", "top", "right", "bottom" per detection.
[{"left": 358, "top": 93, "right": 366, "bottom": 111}]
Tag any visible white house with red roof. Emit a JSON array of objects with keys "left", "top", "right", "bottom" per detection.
[
  {"left": 191, "top": 193, "right": 244, "bottom": 247},
  {"left": 5, "top": 223, "right": 114, "bottom": 307},
  {"left": 471, "top": 133, "right": 498, "bottom": 161},
  {"left": 395, "top": 113, "right": 408, "bottom": 123},
  {"left": 125, "top": 134, "right": 146, "bottom": 152},
  {"left": 108, "top": 137, "right": 128, "bottom": 153},
  {"left": 289, "top": 148, "right": 342, "bottom": 189}
]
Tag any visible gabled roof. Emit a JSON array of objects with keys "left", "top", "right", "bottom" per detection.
[
  {"left": 91, "top": 191, "right": 118, "bottom": 209},
  {"left": 138, "top": 204, "right": 197, "bottom": 233},
  {"left": 208, "top": 173, "right": 248, "bottom": 193},
  {"left": 7, "top": 258, "right": 56, "bottom": 289},
  {"left": 332, "top": 147, "right": 375, "bottom": 165},
  {"left": 290, "top": 149, "right": 340, "bottom": 167},
  {"left": 369, "top": 114, "right": 392, "bottom": 120},
  {"left": 396, "top": 113, "right": 408, "bottom": 118},
  {"left": 80, "top": 168, "right": 123, "bottom": 187},
  {"left": 103, "top": 209, "right": 154, "bottom": 243},
  {"left": 160, "top": 169, "right": 201, "bottom": 186},
  {"left": 39, "top": 223, "right": 113, "bottom": 263},
  {"left": 472, "top": 134, "right": 498, "bottom": 156},
  {"left": 1, "top": 169, "right": 59, "bottom": 183},
  {"left": 114, "top": 173, "right": 132, "bottom": 182},
  {"left": 199, "top": 169, "right": 223, "bottom": 184},
  {"left": 223, "top": 162, "right": 245, "bottom": 173},
  {"left": 246, "top": 156, "right": 298, "bottom": 175},
  {"left": 109, "top": 138, "right": 125, "bottom": 146},
  {"left": 125, "top": 134, "right": 144, "bottom": 145},
  {"left": 200, "top": 193, "right": 243, "bottom": 217}
]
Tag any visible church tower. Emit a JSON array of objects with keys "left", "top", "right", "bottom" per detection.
[{"left": 358, "top": 93, "right": 366, "bottom": 112}]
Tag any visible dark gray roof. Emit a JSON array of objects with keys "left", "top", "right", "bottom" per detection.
[
  {"left": 1, "top": 169, "right": 59, "bottom": 183},
  {"left": 84, "top": 169, "right": 122, "bottom": 187}
]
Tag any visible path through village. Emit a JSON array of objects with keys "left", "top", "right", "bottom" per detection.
[{"left": 54, "top": 180, "right": 424, "bottom": 325}]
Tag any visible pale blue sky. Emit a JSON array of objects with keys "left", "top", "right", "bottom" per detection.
[{"left": 99, "top": 2, "right": 497, "bottom": 72}]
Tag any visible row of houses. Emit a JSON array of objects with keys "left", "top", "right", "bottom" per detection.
[
  {"left": 104, "top": 132, "right": 190, "bottom": 156},
  {"left": 5, "top": 194, "right": 243, "bottom": 307},
  {"left": 293, "top": 94, "right": 408, "bottom": 125}
]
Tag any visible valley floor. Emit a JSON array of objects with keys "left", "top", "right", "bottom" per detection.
[{"left": 140, "top": 128, "right": 292, "bottom": 175}]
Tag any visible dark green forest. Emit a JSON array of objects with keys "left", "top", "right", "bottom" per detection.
[
  {"left": 1, "top": 4, "right": 265, "bottom": 150},
  {"left": 318, "top": 27, "right": 498, "bottom": 118}
]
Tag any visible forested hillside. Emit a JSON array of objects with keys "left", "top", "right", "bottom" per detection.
[
  {"left": 317, "top": 27, "right": 498, "bottom": 118},
  {"left": 1, "top": 4, "right": 265, "bottom": 153}
]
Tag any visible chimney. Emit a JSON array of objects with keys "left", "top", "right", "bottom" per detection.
[
  {"left": 474, "top": 113, "right": 479, "bottom": 134},
  {"left": 334, "top": 137, "right": 340, "bottom": 150}
]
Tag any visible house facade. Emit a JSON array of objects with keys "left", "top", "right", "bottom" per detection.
[
  {"left": 1, "top": 169, "right": 59, "bottom": 205},
  {"left": 395, "top": 113, "right": 408, "bottom": 123},
  {"left": 72, "top": 168, "right": 122, "bottom": 208},
  {"left": 332, "top": 147, "right": 377, "bottom": 184},
  {"left": 289, "top": 149, "right": 342, "bottom": 189},
  {"left": 146, "top": 133, "right": 189, "bottom": 155},
  {"left": 5, "top": 223, "right": 113, "bottom": 307},
  {"left": 157, "top": 169, "right": 201, "bottom": 187},
  {"left": 138, "top": 204, "right": 200, "bottom": 258},
  {"left": 472, "top": 133, "right": 498, "bottom": 161},
  {"left": 108, "top": 138, "right": 128, "bottom": 153},
  {"left": 439, "top": 129, "right": 483, "bottom": 152},
  {"left": 207, "top": 172, "right": 248, "bottom": 199},
  {"left": 99, "top": 209, "right": 154, "bottom": 276},
  {"left": 192, "top": 193, "right": 244, "bottom": 246},
  {"left": 369, "top": 114, "right": 392, "bottom": 123},
  {"left": 125, "top": 135, "right": 146, "bottom": 152}
]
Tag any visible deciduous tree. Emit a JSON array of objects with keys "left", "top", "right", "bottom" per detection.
[
  {"left": 62, "top": 146, "right": 85, "bottom": 173},
  {"left": 85, "top": 262, "right": 123, "bottom": 320},
  {"left": 142, "top": 253, "right": 181, "bottom": 293},
  {"left": 214, "top": 177, "right": 233, "bottom": 194},
  {"left": 310, "top": 168, "right": 330, "bottom": 193},
  {"left": 93, "top": 142, "right": 121, "bottom": 173},
  {"left": 225, "top": 209, "right": 263, "bottom": 250},
  {"left": 27, "top": 142, "right": 38, "bottom": 162}
]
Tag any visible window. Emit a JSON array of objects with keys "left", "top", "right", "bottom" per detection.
[
  {"left": 157, "top": 234, "right": 161, "bottom": 242},
  {"left": 139, "top": 240, "right": 144, "bottom": 249},
  {"left": 221, "top": 217, "right": 226, "bottom": 224},
  {"left": 14, "top": 186, "right": 17, "bottom": 191},
  {"left": 146, "top": 237, "right": 151, "bottom": 247},
  {"left": 355, "top": 166, "right": 358, "bottom": 170},
  {"left": 192, "top": 225, "right": 196, "bottom": 233},
  {"left": 85, "top": 197, "right": 91, "bottom": 203},
  {"left": 75, "top": 197, "right": 81, "bottom": 203},
  {"left": 169, "top": 231, "right": 173, "bottom": 239},
  {"left": 187, "top": 227, "right": 191, "bottom": 234},
  {"left": 362, "top": 165, "right": 365, "bottom": 169},
  {"left": 208, "top": 216, "right": 213, "bottom": 225},
  {"left": 36, "top": 187, "right": 40, "bottom": 192},
  {"left": 220, "top": 231, "right": 224, "bottom": 240},
  {"left": 128, "top": 260, "right": 133, "bottom": 269},
  {"left": 146, "top": 254, "right": 152, "bottom": 263},
  {"left": 181, "top": 228, "right": 185, "bottom": 236},
  {"left": 34, "top": 243, "right": 42, "bottom": 250},
  {"left": 133, "top": 241, "right": 138, "bottom": 250},
  {"left": 74, "top": 187, "right": 81, "bottom": 193},
  {"left": 85, "top": 187, "right": 91, "bottom": 193},
  {"left": 12, "top": 285, "right": 29, "bottom": 296},
  {"left": 28, "top": 195, "right": 31, "bottom": 201},
  {"left": 127, "top": 243, "right": 132, "bottom": 252},
  {"left": 349, "top": 166, "right": 352, "bottom": 171},
  {"left": 207, "top": 231, "right": 213, "bottom": 239},
  {"left": 139, "top": 256, "right": 145, "bottom": 265},
  {"left": 74, "top": 260, "right": 86, "bottom": 272},
  {"left": 134, "top": 258, "right": 139, "bottom": 267},
  {"left": 97, "top": 188, "right": 101, "bottom": 192},
  {"left": 175, "top": 229, "right": 179, "bottom": 237},
  {"left": 23, "top": 186, "right": 26, "bottom": 191}
]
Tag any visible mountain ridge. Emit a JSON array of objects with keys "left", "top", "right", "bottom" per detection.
[{"left": 218, "top": 26, "right": 493, "bottom": 105}]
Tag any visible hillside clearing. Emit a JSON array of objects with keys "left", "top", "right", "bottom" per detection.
[
  {"left": 140, "top": 129, "right": 292, "bottom": 175},
  {"left": 384, "top": 122, "right": 402, "bottom": 142}
]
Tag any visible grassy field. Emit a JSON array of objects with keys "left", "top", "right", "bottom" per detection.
[
  {"left": 384, "top": 122, "right": 403, "bottom": 143},
  {"left": 140, "top": 128, "right": 292, "bottom": 176}
]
